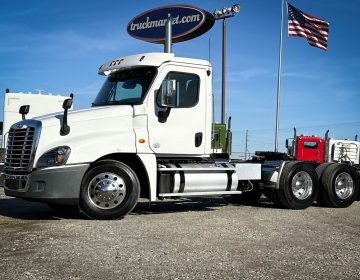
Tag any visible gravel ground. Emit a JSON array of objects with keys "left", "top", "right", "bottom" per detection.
[{"left": 0, "top": 188, "right": 359, "bottom": 280}]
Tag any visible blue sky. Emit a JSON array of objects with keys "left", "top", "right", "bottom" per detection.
[{"left": 1, "top": 0, "right": 359, "bottom": 155}]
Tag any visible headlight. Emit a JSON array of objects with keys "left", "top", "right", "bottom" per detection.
[{"left": 37, "top": 146, "right": 71, "bottom": 168}]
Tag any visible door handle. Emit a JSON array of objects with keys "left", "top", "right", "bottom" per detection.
[{"left": 195, "top": 132, "right": 203, "bottom": 147}]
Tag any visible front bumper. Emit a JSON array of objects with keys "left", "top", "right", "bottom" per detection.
[{"left": 4, "top": 164, "right": 89, "bottom": 205}]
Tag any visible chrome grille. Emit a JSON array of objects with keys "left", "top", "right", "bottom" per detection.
[
  {"left": 5, "top": 126, "right": 35, "bottom": 175},
  {"left": 4, "top": 120, "right": 41, "bottom": 191}
]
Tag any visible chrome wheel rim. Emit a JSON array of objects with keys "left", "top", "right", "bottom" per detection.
[
  {"left": 88, "top": 172, "right": 126, "bottom": 209},
  {"left": 291, "top": 171, "right": 313, "bottom": 200},
  {"left": 334, "top": 172, "right": 353, "bottom": 200}
]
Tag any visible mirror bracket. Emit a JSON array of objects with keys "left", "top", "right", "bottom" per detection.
[{"left": 158, "top": 108, "right": 171, "bottom": 123}]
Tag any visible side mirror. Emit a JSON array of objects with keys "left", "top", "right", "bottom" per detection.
[
  {"left": 63, "top": 98, "right": 73, "bottom": 110},
  {"left": 19, "top": 105, "right": 30, "bottom": 120},
  {"left": 285, "top": 139, "right": 289, "bottom": 148},
  {"left": 159, "top": 79, "right": 177, "bottom": 107},
  {"left": 60, "top": 98, "right": 73, "bottom": 136}
]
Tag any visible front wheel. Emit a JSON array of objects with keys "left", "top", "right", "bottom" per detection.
[
  {"left": 277, "top": 161, "right": 319, "bottom": 209},
  {"left": 79, "top": 160, "right": 140, "bottom": 220}
]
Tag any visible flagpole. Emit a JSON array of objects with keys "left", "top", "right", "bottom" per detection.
[{"left": 275, "top": 0, "right": 285, "bottom": 152}]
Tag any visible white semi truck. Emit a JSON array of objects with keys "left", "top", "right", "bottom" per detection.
[{"left": 3, "top": 53, "right": 359, "bottom": 219}]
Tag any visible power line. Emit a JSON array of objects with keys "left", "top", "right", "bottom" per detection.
[{"left": 231, "top": 121, "right": 360, "bottom": 133}]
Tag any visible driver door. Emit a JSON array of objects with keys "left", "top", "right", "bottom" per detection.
[{"left": 147, "top": 64, "right": 208, "bottom": 156}]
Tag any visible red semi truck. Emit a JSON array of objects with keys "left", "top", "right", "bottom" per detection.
[
  {"left": 280, "top": 128, "right": 360, "bottom": 207},
  {"left": 286, "top": 128, "right": 360, "bottom": 166}
]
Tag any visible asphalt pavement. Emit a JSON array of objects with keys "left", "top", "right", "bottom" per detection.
[{"left": 0, "top": 188, "right": 359, "bottom": 280}]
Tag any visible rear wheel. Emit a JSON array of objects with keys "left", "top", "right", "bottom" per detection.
[
  {"left": 277, "top": 161, "right": 319, "bottom": 209},
  {"left": 319, "top": 163, "right": 359, "bottom": 208},
  {"left": 79, "top": 160, "right": 140, "bottom": 220},
  {"left": 315, "top": 163, "right": 333, "bottom": 205}
]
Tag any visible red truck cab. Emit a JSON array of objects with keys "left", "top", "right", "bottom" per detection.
[{"left": 295, "top": 136, "right": 325, "bottom": 163}]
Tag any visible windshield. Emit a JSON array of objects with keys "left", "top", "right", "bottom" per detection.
[{"left": 92, "top": 66, "right": 157, "bottom": 106}]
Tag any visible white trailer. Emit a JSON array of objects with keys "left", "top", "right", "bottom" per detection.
[{"left": 3, "top": 53, "right": 359, "bottom": 219}]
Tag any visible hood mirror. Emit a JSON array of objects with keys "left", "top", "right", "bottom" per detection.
[
  {"left": 19, "top": 105, "right": 30, "bottom": 120},
  {"left": 60, "top": 94, "right": 74, "bottom": 136}
]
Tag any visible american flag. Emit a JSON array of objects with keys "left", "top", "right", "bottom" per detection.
[{"left": 288, "top": 3, "right": 330, "bottom": 51}]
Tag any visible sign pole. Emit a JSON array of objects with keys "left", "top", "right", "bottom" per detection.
[
  {"left": 275, "top": 0, "right": 285, "bottom": 152},
  {"left": 164, "top": 16, "right": 173, "bottom": 53}
]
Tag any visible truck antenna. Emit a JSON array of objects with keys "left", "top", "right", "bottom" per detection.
[{"left": 355, "top": 134, "right": 358, "bottom": 141}]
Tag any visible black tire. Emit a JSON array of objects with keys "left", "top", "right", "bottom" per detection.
[
  {"left": 315, "top": 163, "right": 334, "bottom": 179},
  {"left": 79, "top": 160, "right": 140, "bottom": 220},
  {"left": 320, "top": 163, "right": 359, "bottom": 208},
  {"left": 225, "top": 183, "right": 262, "bottom": 205},
  {"left": 354, "top": 166, "right": 360, "bottom": 201},
  {"left": 277, "top": 161, "right": 319, "bottom": 209},
  {"left": 315, "top": 163, "right": 333, "bottom": 206}
]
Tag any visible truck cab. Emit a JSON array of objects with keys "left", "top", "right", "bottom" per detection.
[
  {"left": 288, "top": 135, "right": 325, "bottom": 163},
  {"left": 287, "top": 129, "right": 360, "bottom": 165},
  {"left": 4, "top": 53, "right": 261, "bottom": 219}
]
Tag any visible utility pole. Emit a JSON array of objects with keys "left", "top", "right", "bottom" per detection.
[{"left": 244, "top": 129, "right": 249, "bottom": 160}]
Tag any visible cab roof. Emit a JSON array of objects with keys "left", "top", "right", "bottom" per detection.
[{"left": 98, "top": 52, "right": 211, "bottom": 76}]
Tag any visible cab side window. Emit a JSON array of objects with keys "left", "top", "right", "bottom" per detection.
[{"left": 157, "top": 72, "right": 200, "bottom": 108}]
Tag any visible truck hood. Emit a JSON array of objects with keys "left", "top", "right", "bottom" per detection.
[
  {"left": 34, "top": 105, "right": 134, "bottom": 128},
  {"left": 33, "top": 105, "right": 137, "bottom": 165}
]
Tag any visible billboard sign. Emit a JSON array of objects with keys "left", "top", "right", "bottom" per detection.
[{"left": 127, "top": 4, "right": 215, "bottom": 44}]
